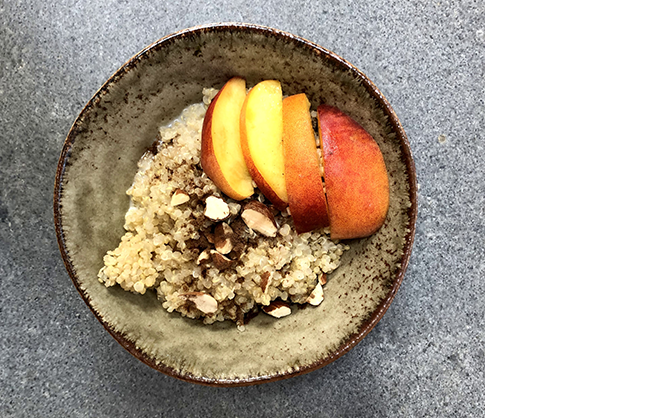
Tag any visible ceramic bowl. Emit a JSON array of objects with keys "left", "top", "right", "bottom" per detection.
[{"left": 54, "top": 23, "right": 417, "bottom": 386}]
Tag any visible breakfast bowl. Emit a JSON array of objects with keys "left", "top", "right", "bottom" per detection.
[{"left": 53, "top": 23, "right": 417, "bottom": 386}]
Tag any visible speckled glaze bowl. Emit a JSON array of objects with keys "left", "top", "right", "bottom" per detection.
[{"left": 54, "top": 23, "right": 417, "bottom": 386}]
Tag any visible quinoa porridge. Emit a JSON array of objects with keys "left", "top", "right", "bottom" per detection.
[{"left": 98, "top": 88, "right": 348, "bottom": 326}]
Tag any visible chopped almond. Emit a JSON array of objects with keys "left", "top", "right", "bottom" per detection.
[
  {"left": 180, "top": 292, "right": 218, "bottom": 314},
  {"left": 170, "top": 189, "right": 190, "bottom": 206},
  {"left": 204, "top": 195, "right": 230, "bottom": 221},
  {"left": 210, "top": 250, "right": 234, "bottom": 270},
  {"left": 262, "top": 300, "right": 291, "bottom": 318},
  {"left": 214, "top": 223, "right": 235, "bottom": 254},
  {"left": 241, "top": 201, "right": 277, "bottom": 237},
  {"left": 260, "top": 272, "right": 271, "bottom": 293},
  {"left": 307, "top": 283, "right": 324, "bottom": 306},
  {"left": 196, "top": 250, "right": 210, "bottom": 265}
]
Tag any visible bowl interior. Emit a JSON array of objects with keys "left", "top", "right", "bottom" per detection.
[{"left": 55, "top": 24, "right": 416, "bottom": 385}]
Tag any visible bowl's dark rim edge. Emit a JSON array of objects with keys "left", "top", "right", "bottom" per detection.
[{"left": 53, "top": 22, "right": 418, "bottom": 387}]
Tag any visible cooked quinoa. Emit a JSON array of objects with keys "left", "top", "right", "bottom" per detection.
[{"left": 98, "top": 88, "right": 347, "bottom": 325}]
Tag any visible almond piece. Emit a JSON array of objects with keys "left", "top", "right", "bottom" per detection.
[
  {"left": 210, "top": 250, "right": 234, "bottom": 270},
  {"left": 204, "top": 195, "right": 230, "bottom": 221},
  {"left": 307, "top": 283, "right": 324, "bottom": 306},
  {"left": 262, "top": 300, "right": 291, "bottom": 318},
  {"left": 196, "top": 250, "right": 210, "bottom": 265},
  {"left": 213, "top": 223, "right": 235, "bottom": 254},
  {"left": 319, "top": 273, "right": 327, "bottom": 286},
  {"left": 260, "top": 272, "right": 271, "bottom": 293},
  {"left": 216, "top": 238, "right": 233, "bottom": 255},
  {"left": 241, "top": 201, "right": 277, "bottom": 237},
  {"left": 180, "top": 292, "right": 218, "bottom": 314},
  {"left": 171, "top": 189, "right": 190, "bottom": 206}
]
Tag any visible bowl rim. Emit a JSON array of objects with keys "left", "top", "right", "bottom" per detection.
[{"left": 53, "top": 22, "right": 418, "bottom": 387}]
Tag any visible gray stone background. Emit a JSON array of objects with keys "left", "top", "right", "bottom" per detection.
[{"left": 0, "top": 1, "right": 484, "bottom": 416}]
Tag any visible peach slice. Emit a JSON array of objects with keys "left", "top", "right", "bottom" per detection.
[
  {"left": 201, "top": 77, "right": 254, "bottom": 200},
  {"left": 282, "top": 94, "right": 329, "bottom": 233},
  {"left": 317, "top": 105, "right": 390, "bottom": 239},
  {"left": 240, "top": 80, "right": 288, "bottom": 210}
]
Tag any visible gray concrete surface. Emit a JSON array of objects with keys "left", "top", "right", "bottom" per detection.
[{"left": 0, "top": 1, "right": 484, "bottom": 416}]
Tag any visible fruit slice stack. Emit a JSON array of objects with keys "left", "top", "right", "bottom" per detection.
[{"left": 201, "top": 78, "right": 389, "bottom": 239}]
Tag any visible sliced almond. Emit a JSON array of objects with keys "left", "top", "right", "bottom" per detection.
[
  {"left": 319, "top": 273, "right": 327, "bottom": 286},
  {"left": 307, "top": 283, "right": 324, "bottom": 306},
  {"left": 180, "top": 292, "right": 218, "bottom": 314},
  {"left": 241, "top": 201, "right": 277, "bottom": 237},
  {"left": 260, "top": 272, "right": 271, "bottom": 293},
  {"left": 262, "top": 300, "right": 291, "bottom": 318},
  {"left": 213, "top": 223, "right": 235, "bottom": 254},
  {"left": 171, "top": 189, "right": 190, "bottom": 206},
  {"left": 204, "top": 195, "right": 230, "bottom": 221},
  {"left": 216, "top": 238, "right": 233, "bottom": 254},
  {"left": 217, "top": 222, "right": 234, "bottom": 235},
  {"left": 196, "top": 250, "right": 210, "bottom": 265}
]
